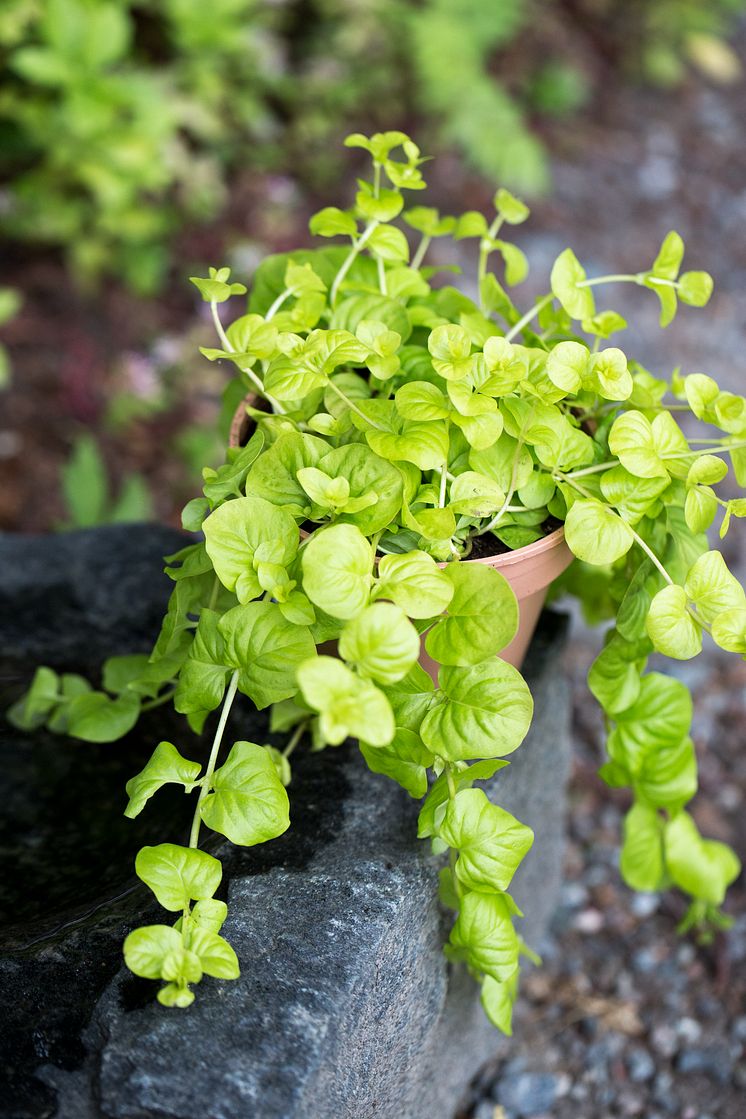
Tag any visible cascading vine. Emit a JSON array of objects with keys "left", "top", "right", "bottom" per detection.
[{"left": 10, "top": 129, "right": 743, "bottom": 1030}]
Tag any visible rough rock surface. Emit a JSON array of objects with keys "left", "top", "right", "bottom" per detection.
[{"left": 0, "top": 526, "right": 571, "bottom": 1119}]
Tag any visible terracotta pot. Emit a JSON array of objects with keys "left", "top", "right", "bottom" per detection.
[{"left": 228, "top": 394, "right": 574, "bottom": 671}]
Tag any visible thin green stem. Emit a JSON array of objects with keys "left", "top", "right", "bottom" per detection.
[
  {"left": 283, "top": 721, "right": 308, "bottom": 760},
  {"left": 210, "top": 302, "right": 285, "bottom": 414},
  {"left": 438, "top": 461, "right": 448, "bottom": 507},
  {"left": 189, "top": 670, "right": 239, "bottom": 850},
  {"left": 445, "top": 764, "right": 462, "bottom": 898},
  {"left": 265, "top": 288, "right": 292, "bottom": 321},
  {"left": 411, "top": 234, "right": 431, "bottom": 270},
  {"left": 140, "top": 688, "right": 177, "bottom": 713},
  {"left": 504, "top": 294, "right": 553, "bottom": 343},
  {"left": 627, "top": 524, "right": 674, "bottom": 586},
  {"left": 478, "top": 216, "right": 504, "bottom": 309},
  {"left": 576, "top": 273, "right": 643, "bottom": 288},
  {"left": 558, "top": 471, "right": 674, "bottom": 586},
  {"left": 476, "top": 436, "right": 524, "bottom": 536},
  {"left": 326, "top": 379, "right": 385, "bottom": 430},
  {"left": 330, "top": 222, "right": 378, "bottom": 307},
  {"left": 563, "top": 460, "right": 620, "bottom": 479},
  {"left": 377, "top": 255, "right": 388, "bottom": 295},
  {"left": 662, "top": 440, "right": 746, "bottom": 461}
]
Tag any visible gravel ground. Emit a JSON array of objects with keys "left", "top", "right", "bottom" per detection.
[{"left": 457, "top": 38, "right": 746, "bottom": 1119}]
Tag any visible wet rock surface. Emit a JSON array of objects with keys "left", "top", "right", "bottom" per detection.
[{"left": 0, "top": 526, "right": 571, "bottom": 1118}]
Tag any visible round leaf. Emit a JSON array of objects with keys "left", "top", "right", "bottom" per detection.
[
  {"left": 425, "top": 564, "right": 519, "bottom": 666},
  {"left": 421, "top": 660, "right": 533, "bottom": 761},
  {"left": 646, "top": 584, "right": 703, "bottom": 660},
  {"left": 339, "top": 603, "right": 420, "bottom": 684},
  {"left": 564, "top": 499, "right": 634, "bottom": 566},
  {"left": 302, "top": 523, "right": 373, "bottom": 619}
]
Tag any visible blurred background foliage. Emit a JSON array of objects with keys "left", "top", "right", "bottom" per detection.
[{"left": 0, "top": 0, "right": 744, "bottom": 530}]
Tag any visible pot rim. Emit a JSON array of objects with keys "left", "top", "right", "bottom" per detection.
[{"left": 229, "top": 393, "right": 572, "bottom": 570}]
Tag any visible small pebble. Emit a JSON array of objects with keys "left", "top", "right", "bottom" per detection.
[
  {"left": 677, "top": 1044, "right": 733, "bottom": 1084},
  {"left": 651, "top": 1024, "right": 679, "bottom": 1058},
  {"left": 630, "top": 893, "right": 659, "bottom": 918},
  {"left": 496, "top": 1072, "right": 560, "bottom": 1116},
  {"left": 677, "top": 1017, "right": 703, "bottom": 1045},
  {"left": 573, "top": 908, "right": 604, "bottom": 933},
  {"left": 627, "top": 1045, "right": 656, "bottom": 1082}
]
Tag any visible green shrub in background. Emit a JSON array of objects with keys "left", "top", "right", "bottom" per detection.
[
  {"left": 1, "top": 0, "right": 743, "bottom": 294},
  {"left": 0, "top": 0, "right": 279, "bottom": 293},
  {"left": 0, "top": 286, "right": 21, "bottom": 386},
  {"left": 60, "top": 433, "right": 153, "bottom": 528}
]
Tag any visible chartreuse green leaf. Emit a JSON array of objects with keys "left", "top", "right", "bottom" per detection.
[
  {"left": 550, "top": 248, "right": 595, "bottom": 320},
  {"left": 711, "top": 608, "right": 746, "bottom": 654},
  {"left": 481, "top": 972, "right": 518, "bottom": 1035},
  {"left": 545, "top": 342, "right": 632, "bottom": 400},
  {"left": 684, "top": 551, "right": 746, "bottom": 623},
  {"left": 425, "top": 564, "right": 519, "bottom": 666},
  {"left": 135, "top": 844, "right": 222, "bottom": 912},
  {"left": 246, "top": 432, "right": 328, "bottom": 517},
  {"left": 448, "top": 472, "right": 505, "bottom": 516},
  {"left": 428, "top": 324, "right": 474, "bottom": 381},
  {"left": 203, "top": 494, "right": 298, "bottom": 603},
  {"left": 338, "top": 603, "right": 420, "bottom": 685},
  {"left": 125, "top": 742, "right": 202, "bottom": 819},
  {"left": 447, "top": 892, "right": 520, "bottom": 983},
  {"left": 366, "top": 418, "right": 449, "bottom": 472},
  {"left": 187, "top": 899, "right": 228, "bottom": 934},
  {"left": 600, "top": 468, "right": 669, "bottom": 525},
  {"left": 373, "top": 551, "right": 453, "bottom": 618},
  {"left": 199, "top": 741, "right": 290, "bottom": 846},
  {"left": 102, "top": 654, "right": 151, "bottom": 695},
  {"left": 678, "top": 272, "right": 713, "bottom": 308},
  {"left": 190, "top": 268, "right": 246, "bottom": 303},
  {"left": 313, "top": 443, "right": 403, "bottom": 535},
  {"left": 174, "top": 609, "right": 231, "bottom": 718},
  {"left": 64, "top": 691, "right": 141, "bottom": 743},
  {"left": 564, "top": 500, "right": 634, "bottom": 566},
  {"left": 124, "top": 925, "right": 184, "bottom": 980},
  {"left": 439, "top": 788, "right": 534, "bottom": 893},
  {"left": 421, "top": 661, "right": 533, "bottom": 762},
  {"left": 665, "top": 812, "right": 741, "bottom": 906},
  {"left": 309, "top": 207, "right": 357, "bottom": 238},
  {"left": 494, "top": 188, "right": 529, "bottom": 225},
  {"left": 588, "top": 634, "right": 645, "bottom": 715},
  {"left": 218, "top": 603, "right": 315, "bottom": 709},
  {"left": 302, "top": 524, "right": 373, "bottom": 619},
  {"left": 359, "top": 727, "right": 434, "bottom": 798},
  {"left": 608, "top": 673, "right": 692, "bottom": 774},
  {"left": 187, "top": 926, "right": 240, "bottom": 980},
  {"left": 635, "top": 735, "right": 697, "bottom": 809},
  {"left": 608, "top": 411, "right": 689, "bottom": 480},
  {"left": 297, "top": 656, "right": 394, "bottom": 746},
  {"left": 646, "top": 584, "right": 703, "bottom": 660},
  {"left": 7, "top": 666, "right": 60, "bottom": 730},
  {"left": 383, "top": 661, "right": 437, "bottom": 734},
  {"left": 619, "top": 802, "right": 665, "bottom": 892},
  {"left": 417, "top": 760, "right": 509, "bottom": 839}
]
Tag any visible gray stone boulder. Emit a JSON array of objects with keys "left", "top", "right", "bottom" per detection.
[{"left": 0, "top": 526, "right": 571, "bottom": 1119}]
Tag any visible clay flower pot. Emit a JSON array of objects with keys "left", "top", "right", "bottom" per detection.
[{"left": 229, "top": 395, "right": 573, "bottom": 670}]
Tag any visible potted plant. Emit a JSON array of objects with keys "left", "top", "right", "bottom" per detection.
[{"left": 11, "top": 130, "right": 743, "bottom": 1033}]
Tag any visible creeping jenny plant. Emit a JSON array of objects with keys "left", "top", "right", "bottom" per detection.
[{"left": 11, "top": 131, "right": 744, "bottom": 1028}]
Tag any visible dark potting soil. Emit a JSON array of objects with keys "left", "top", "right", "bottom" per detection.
[
  {"left": 465, "top": 516, "right": 565, "bottom": 562},
  {"left": 299, "top": 515, "right": 565, "bottom": 562}
]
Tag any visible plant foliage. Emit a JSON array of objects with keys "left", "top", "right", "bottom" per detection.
[{"left": 10, "top": 129, "right": 744, "bottom": 1027}]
